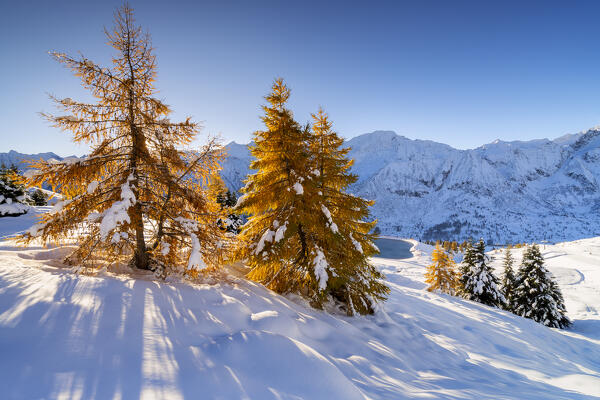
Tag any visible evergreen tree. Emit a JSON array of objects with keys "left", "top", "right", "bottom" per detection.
[
  {"left": 425, "top": 244, "right": 458, "bottom": 294},
  {"left": 216, "top": 188, "right": 243, "bottom": 234},
  {"left": 458, "top": 239, "right": 505, "bottom": 307},
  {"left": 237, "top": 81, "right": 388, "bottom": 314},
  {"left": 21, "top": 4, "right": 227, "bottom": 276},
  {"left": 225, "top": 190, "right": 237, "bottom": 208},
  {"left": 501, "top": 247, "right": 517, "bottom": 312},
  {"left": 216, "top": 191, "right": 226, "bottom": 207},
  {"left": 29, "top": 189, "right": 48, "bottom": 206},
  {"left": 0, "top": 165, "right": 29, "bottom": 217},
  {"left": 513, "top": 245, "right": 570, "bottom": 328}
]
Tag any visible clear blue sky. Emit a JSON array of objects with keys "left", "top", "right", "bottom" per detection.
[{"left": 2, "top": 0, "right": 600, "bottom": 156}]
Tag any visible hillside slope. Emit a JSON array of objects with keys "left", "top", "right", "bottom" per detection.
[{"left": 0, "top": 213, "right": 599, "bottom": 399}]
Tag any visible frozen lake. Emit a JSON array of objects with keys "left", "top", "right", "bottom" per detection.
[{"left": 373, "top": 238, "right": 413, "bottom": 259}]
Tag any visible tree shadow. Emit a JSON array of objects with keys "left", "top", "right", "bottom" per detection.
[
  {"left": 0, "top": 270, "right": 146, "bottom": 399},
  {"left": 1, "top": 265, "right": 599, "bottom": 399}
]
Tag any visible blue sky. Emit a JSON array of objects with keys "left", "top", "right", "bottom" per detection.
[{"left": 2, "top": 0, "right": 600, "bottom": 155}]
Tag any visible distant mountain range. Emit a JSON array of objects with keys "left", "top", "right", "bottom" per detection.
[
  {"left": 221, "top": 128, "right": 600, "bottom": 243},
  {"left": 5, "top": 127, "right": 600, "bottom": 243},
  {"left": 0, "top": 150, "right": 63, "bottom": 169}
]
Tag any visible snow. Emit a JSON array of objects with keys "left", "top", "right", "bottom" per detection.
[
  {"left": 350, "top": 233, "right": 363, "bottom": 253},
  {"left": 321, "top": 204, "right": 339, "bottom": 233},
  {"left": 1, "top": 211, "right": 600, "bottom": 398},
  {"left": 87, "top": 180, "right": 99, "bottom": 194},
  {"left": 274, "top": 222, "right": 287, "bottom": 243},
  {"left": 187, "top": 233, "right": 207, "bottom": 271},
  {"left": 0, "top": 206, "right": 52, "bottom": 239},
  {"left": 254, "top": 221, "right": 288, "bottom": 254},
  {"left": 219, "top": 128, "right": 600, "bottom": 243},
  {"left": 172, "top": 217, "right": 207, "bottom": 271},
  {"left": 27, "top": 222, "right": 45, "bottom": 237},
  {"left": 313, "top": 248, "right": 329, "bottom": 291},
  {"left": 234, "top": 193, "right": 247, "bottom": 209},
  {"left": 160, "top": 240, "right": 170, "bottom": 256},
  {"left": 250, "top": 310, "right": 279, "bottom": 321},
  {"left": 293, "top": 182, "right": 303, "bottom": 195},
  {"left": 98, "top": 175, "right": 136, "bottom": 240},
  {"left": 0, "top": 202, "right": 29, "bottom": 216},
  {"left": 49, "top": 199, "right": 69, "bottom": 215},
  {"left": 110, "top": 231, "right": 128, "bottom": 244},
  {"left": 86, "top": 212, "right": 100, "bottom": 222},
  {"left": 254, "top": 229, "right": 275, "bottom": 255}
]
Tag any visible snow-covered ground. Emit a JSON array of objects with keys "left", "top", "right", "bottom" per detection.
[{"left": 0, "top": 211, "right": 599, "bottom": 399}]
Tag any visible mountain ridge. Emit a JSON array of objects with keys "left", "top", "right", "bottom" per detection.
[
  {"left": 5, "top": 127, "right": 599, "bottom": 243},
  {"left": 220, "top": 127, "right": 600, "bottom": 243}
]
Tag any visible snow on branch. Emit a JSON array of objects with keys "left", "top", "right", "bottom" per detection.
[
  {"left": 99, "top": 174, "right": 136, "bottom": 241},
  {"left": 321, "top": 204, "right": 339, "bottom": 233},
  {"left": 174, "top": 217, "right": 208, "bottom": 271},
  {"left": 313, "top": 247, "right": 329, "bottom": 291}
]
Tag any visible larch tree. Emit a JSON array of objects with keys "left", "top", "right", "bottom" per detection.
[
  {"left": 425, "top": 244, "right": 458, "bottom": 295},
  {"left": 21, "top": 4, "right": 227, "bottom": 277},
  {"left": 513, "top": 245, "right": 570, "bottom": 328},
  {"left": 307, "top": 108, "right": 388, "bottom": 314},
  {"left": 458, "top": 239, "right": 505, "bottom": 307},
  {"left": 236, "top": 79, "right": 314, "bottom": 295},
  {"left": 501, "top": 246, "right": 517, "bottom": 312},
  {"left": 236, "top": 80, "right": 388, "bottom": 314}
]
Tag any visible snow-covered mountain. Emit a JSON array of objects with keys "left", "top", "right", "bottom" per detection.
[
  {"left": 221, "top": 141, "right": 253, "bottom": 191},
  {"left": 0, "top": 150, "right": 63, "bottom": 169},
  {"left": 221, "top": 128, "right": 600, "bottom": 243},
  {"left": 7, "top": 127, "right": 600, "bottom": 243}
]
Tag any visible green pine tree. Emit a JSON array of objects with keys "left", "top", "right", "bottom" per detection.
[
  {"left": 217, "top": 189, "right": 243, "bottom": 234},
  {"left": 501, "top": 247, "right": 517, "bottom": 312},
  {"left": 458, "top": 239, "right": 505, "bottom": 307},
  {"left": 0, "top": 165, "right": 29, "bottom": 217},
  {"left": 513, "top": 245, "right": 570, "bottom": 328},
  {"left": 30, "top": 189, "right": 48, "bottom": 206}
]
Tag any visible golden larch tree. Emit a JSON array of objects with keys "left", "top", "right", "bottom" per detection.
[
  {"left": 307, "top": 108, "right": 389, "bottom": 314},
  {"left": 236, "top": 79, "right": 315, "bottom": 294},
  {"left": 237, "top": 80, "right": 388, "bottom": 315},
  {"left": 425, "top": 244, "right": 458, "bottom": 294},
  {"left": 22, "top": 4, "right": 227, "bottom": 276}
]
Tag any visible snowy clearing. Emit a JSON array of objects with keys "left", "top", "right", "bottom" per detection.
[{"left": 0, "top": 210, "right": 599, "bottom": 399}]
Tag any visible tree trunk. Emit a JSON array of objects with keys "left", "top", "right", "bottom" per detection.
[{"left": 128, "top": 89, "right": 149, "bottom": 270}]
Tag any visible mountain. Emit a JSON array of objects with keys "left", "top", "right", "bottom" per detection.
[
  {"left": 0, "top": 150, "right": 63, "bottom": 169},
  {"left": 8, "top": 127, "right": 600, "bottom": 243},
  {"left": 220, "top": 128, "right": 600, "bottom": 243},
  {"left": 221, "top": 141, "right": 252, "bottom": 191}
]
